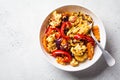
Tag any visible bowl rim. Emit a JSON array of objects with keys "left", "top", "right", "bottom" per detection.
[{"left": 39, "top": 5, "right": 106, "bottom": 71}]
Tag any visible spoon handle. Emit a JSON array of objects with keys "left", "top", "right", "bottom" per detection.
[
  {"left": 91, "top": 31, "right": 115, "bottom": 67},
  {"left": 103, "top": 50, "right": 115, "bottom": 66}
]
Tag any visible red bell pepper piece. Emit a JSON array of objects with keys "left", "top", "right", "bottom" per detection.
[
  {"left": 61, "top": 22, "right": 71, "bottom": 40},
  {"left": 45, "top": 26, "right": 61, "bottom": 39},
  {"left": 74, "top": 34, "right": 86, "bottom": 40},
  {"left": 74, "top": 34, "right": 95, "bottom": 46},
  {"left": 52, "top": 50, "right": 72, "bottom": 63},
  {"left": 45, "top": 26, "right": 52, "bottom": 35}
]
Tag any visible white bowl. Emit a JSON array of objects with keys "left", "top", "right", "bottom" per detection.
[{"left": 39, "top": 5, "right": 106, "bottom": 71}]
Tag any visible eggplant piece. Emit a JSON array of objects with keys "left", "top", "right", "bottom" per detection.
[{"left": 55, "top": 38, "right": 61, "bottom": 49}]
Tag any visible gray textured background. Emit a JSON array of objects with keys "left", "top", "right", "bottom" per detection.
[{"left": 0, "top": 0, "right": 120, "bottom": 80}]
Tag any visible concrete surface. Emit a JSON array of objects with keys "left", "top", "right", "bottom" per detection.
[{"left": 0, "top": 0, "right": 120, "bottom": 80}]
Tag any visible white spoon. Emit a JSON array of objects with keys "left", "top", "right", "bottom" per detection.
[{"left": 91, "top": 30, "right": 115, "bottom": 67}]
